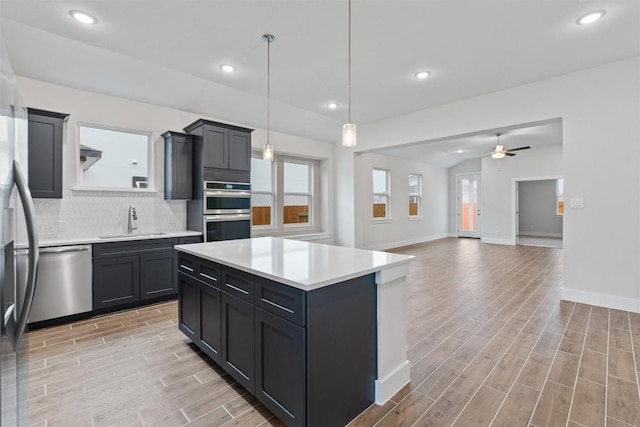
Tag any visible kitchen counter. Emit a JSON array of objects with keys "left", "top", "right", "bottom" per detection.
[
  {"left": 176, "top": 237, "right": 415, "bottom": 413},
  {"left": 30, "top": 230, "right": 202, "bottom": 248},
  {"left": 175, "top": 236, "right": 413, "bottom": 291}
]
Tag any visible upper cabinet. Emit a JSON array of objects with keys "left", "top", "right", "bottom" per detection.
[
  {"left": 183, "top": 119, "right": 253, "bottom": 173},
  {"left": 27, "top": 108, "right": 69, "bottom": 198},
  {"left": 162, "top": 131, "right": 193, "bottom": 200}
]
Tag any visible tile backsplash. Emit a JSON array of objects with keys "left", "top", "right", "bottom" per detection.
[{"left": 32, "top": 189, "right": 186, "bottom": 240}]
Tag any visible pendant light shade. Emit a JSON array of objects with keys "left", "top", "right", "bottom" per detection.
[
  {"left": 342, "top": 0, "right": 356, "bottom": 147},
  {"left": 343, "top": 123, "right": 356, "bottom": 147},
  {"left": 263, "top": 33, "right": 275, "bottom": 161}
]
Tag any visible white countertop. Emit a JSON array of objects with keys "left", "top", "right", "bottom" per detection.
[
  {"left": 24, "top": 230, "right": 202, "bottom": 248},
  {"left": 175, "top": 237, "right": 414, "bottom": 291}
]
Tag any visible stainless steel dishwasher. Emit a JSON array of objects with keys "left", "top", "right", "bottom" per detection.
[{"left": 16, "top": 245, "right": 92, "bottom": 323}]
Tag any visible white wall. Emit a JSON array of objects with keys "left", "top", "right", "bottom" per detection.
[
  {"left": 18, "top": 76, "right": 334, "bottom": 241},
  {"left": 336, "top": 57, "right": 640, "bottom": 312},
  {"left": 355, "top": 152, "right": 448, "bottom": 250},
  {"left": 447, "top": 158, "right": 482, "bottom": 235},
  {"left": 481, "top": 145, "right": 562, "bottom": 245},
  {"left": 518, "top": 180, "right": 563, "bottom": 238}
]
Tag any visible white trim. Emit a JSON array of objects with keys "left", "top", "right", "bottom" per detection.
[
  {"left": 481, "top": 237, "right": 515, "bottom": 245},
  {"left": 446, "top": 232, "right": 457, "bottom": 238},
  {"left": 364, "top": 233, "right": 448, "bottom": 251},
  {"left": 285, "top": 232, "right": 330, "bottom": 242},
  {"left": 561, "top": 287, "right": 640, "bottom": 313},
  {"left": 518, "top": 232, "right": 563, "bottom": 238},
  {"left": 375, "top": 360, "right": 410, "bottom": 405},
  {"left": 511, "top": 175, "right": 564, "bottom": 246},
  {"left": 372, "top": 218, "right": 393, "bottom": 224},
  {"left": 456, "top": 172, "right": 481, "bottom": 239},
  {"left": 408, "top": 216, "right": 423, "bottom": 221}
]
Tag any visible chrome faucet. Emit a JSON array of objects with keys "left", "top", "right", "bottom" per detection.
[{"left": 127, "top": 205, "right": 138, "bottom": 234}]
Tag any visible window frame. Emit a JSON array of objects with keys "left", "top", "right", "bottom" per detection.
[
  {"left": 372, "top": 168, "right": 391, "bottom": 221},
  {"left": 75, "top": 121, "right": 154, "bottom": 192},
  {"left": 408, "top": 173, "right": 423, "bottom": 219},
  {"left": 251, "top": 152, "right": 320, "bottom": 236}
]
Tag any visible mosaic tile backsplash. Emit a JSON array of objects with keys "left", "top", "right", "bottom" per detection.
[{"left": 31, "top": 189, "right": 186, "bottom": 240}]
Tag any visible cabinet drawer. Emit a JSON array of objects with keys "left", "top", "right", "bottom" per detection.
[
  {"left": 178, "top": 253, "right": 199, "bottom": 276},
  {"left": 255, "top": 277, "right": 305, "bottom": 327},
  {"left": 198, "top": 262, "right": 220, "bottom": 288},
  {"left": 222, "top": 267, "right": 254, "bottom": 303}
]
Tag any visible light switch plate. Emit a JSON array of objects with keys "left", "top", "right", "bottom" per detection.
[{"left": 570, "top": 198, "right": 584, "bottom": 209}]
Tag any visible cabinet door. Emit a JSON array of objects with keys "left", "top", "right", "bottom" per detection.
[
  {"left": 27, "top": 110, "right": 65, "bottom": 198},
  {"left": 178, "top": 272, "right": 198, "bottom": 342},
  {"left": 228, "top": 130, "right": 251, "bottom": 171},
  {"left": 203, "top": 126, "right": 228, "bottom": 169},
  {"left": 93, "top": 256, "right": 140, "bottom": 309},
  {"left": 198, "top": 282, "right": 222, "bottom": 364},
  {"left": 164, "top": 132, "right": 193, "bottom": 200},
  {"left": 255, "top": 308, "right": 305, "bottom": 427},
  {"left": 140, "top": 251, "right": 177, "bottom": 299},
  {"left": 221, "top": 292, "right": 255, "bottom": 393}
]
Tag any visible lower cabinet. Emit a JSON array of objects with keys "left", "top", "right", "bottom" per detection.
[
  {"left": 221, "top": 292, "right": 255, "bottom": 393},
  {"left": 177, "top": 252, "right": 376, "bottom": 427},
  {"left": 255, "top": 307, "right": 305, "bottom": 426},
  {"left": 93, "top": 256, "right": 140, "bottom": 308},
  {"left": 93, "top": 238, "right": 183, "bottom": 310}
]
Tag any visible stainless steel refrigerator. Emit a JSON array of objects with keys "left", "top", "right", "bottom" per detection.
[{"left": 0, "top": 31, "right": 40, "bottom": 426}]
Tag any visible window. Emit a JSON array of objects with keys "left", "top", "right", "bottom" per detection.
[
  {"left": 251, "top": 157, "right": 275, "bottom": 227},
  {"left": 373, "top": 168, "right": 390, "bottom": 219},
  {"left": 409, "top": 174, "right": 422, "bottom": 218},
  {"left": 251, "top": 153, "right": 319, "bottom": 233},
  {"left": 556, "top": 178, "right": 564, "bottom": 216},
  {"left": 77, "top": 123, "right": 153, "bottom": 191},
  {"left": 284, "top": 161, "right": 311, "bottom": 225}
]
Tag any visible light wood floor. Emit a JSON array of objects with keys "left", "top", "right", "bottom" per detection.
[{"left": 25, "top": 238, "right": 640, "bottom": 426}]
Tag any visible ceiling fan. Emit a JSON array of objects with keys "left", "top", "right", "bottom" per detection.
[{"left": 490, "top": 133, "right": 530, "bottom": 159}]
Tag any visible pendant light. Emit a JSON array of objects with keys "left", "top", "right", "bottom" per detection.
[
  {"left": 263, "top": 34, "right": 275, "bottom": 161},
  {"left": 342, "top": 0, "right": 356, "bottom": 147}
]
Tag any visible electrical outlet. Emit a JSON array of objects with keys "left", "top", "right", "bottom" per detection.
[{"left": 570, "top": 198, "right": 584, "bottom": 209}]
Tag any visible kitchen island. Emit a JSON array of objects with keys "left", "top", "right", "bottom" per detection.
[{"left": 174, "top": 237, "right": 414, "bottom": 427}]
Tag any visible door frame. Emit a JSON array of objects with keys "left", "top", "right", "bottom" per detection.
[
  {"left": 511, "top": 175, "right": 563, "bottom": 245},
  {"left": 456, "top": 172, "right": 482, "bottom": 238}
]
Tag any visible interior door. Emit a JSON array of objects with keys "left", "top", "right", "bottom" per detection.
[{"left": 457, "top": 173, "right": 481, "bottom": 238}]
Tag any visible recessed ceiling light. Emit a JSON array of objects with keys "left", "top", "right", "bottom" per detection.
[
  {"left": 220, "top": 64, "right": 236, "bottom": 73},
  {"left": 457, "top": 149, "right": 464, "bottom": 154},
  {"left": 69, "top": 10, "right": 98, "bottom": 25},
  {"left": 327, "top": 102, "right": 339, "bottom": 109},
  {"left": 415, "top": 71, "right": 431, "bottom": 79},
  {"left": 576, "top": 10, "right": 606, "bottom": 25}
]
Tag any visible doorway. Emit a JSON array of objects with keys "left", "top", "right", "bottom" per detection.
[
  {"left": 457, "top": 173, "right": 481, "bottom": 238},
  {"left": 514, "top": 178, "right": 563, "bottom": 248}
]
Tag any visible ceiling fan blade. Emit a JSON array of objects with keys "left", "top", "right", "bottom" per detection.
[
  {"left": 506, "top": 146, "right": 531, "bottom": 152},
  {"left": 505, "top": 152, "right": 516, "bottom": 157}
]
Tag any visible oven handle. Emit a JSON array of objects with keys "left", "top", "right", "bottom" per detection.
[
  {"left": 205, "top": 191, "right": 251, "bottom": 198},
  {"left": 205, "top": 214, "right": 252, "bottom": 222}
]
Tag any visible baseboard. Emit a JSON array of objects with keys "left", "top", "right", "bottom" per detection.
[
  {"left": 519, "top": 232, "right": 562, "bottom": 238},
  {"left": 446, "top": 232, "right": 457, "bottom": 238},
  {"left": 375, "top": 359, "right": 410, "bottom": 404},
  {"left": 561, "top": 287, "right": 640, "bottom": 313},
  {"left": 365, "top": 234, "right": 448, "bottom": 251},
  {"left": 481, "top": 237, "right": 515, "bottom": 246}
]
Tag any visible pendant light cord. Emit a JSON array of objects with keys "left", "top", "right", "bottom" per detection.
[
  {"left": 348, "top": 0, "right": 352, "bottom": 124},
  {"left": 267, "top": 36, "right": 271, "bottom": 145}
]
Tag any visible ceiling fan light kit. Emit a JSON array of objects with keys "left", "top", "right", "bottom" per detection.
[{"left": 490, "top": 133, "right": 530, "bottom": 159}]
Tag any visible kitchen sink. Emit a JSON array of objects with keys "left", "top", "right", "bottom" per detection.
[{"left": 98, "top": 232, "right": 166, "bottom": 239}]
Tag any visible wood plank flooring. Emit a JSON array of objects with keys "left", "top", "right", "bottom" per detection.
[{"left": 24, "top": 238, "right": 640, "bottom": 426}]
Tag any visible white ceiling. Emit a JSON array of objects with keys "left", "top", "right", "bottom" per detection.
[{"left": 1, "top": 1, "right": 638, "bottom": 148}]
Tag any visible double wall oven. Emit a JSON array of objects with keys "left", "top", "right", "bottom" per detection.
[{"left": 203, "top": 181, "right": 251, "bottom": 242}]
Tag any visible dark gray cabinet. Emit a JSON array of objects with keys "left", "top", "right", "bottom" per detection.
[
  {"left": 221, "top": 292, "right": 255, "bottom": 393},
  {"left": 27, "top": 108, "right": 69, "bottom": 198},
  {"left": 176, "top": 253, "right": 377, "bottom": 427},
  {"left": 93, "top": 238, "right": 179, "bottom": 310},
  {"left": 183, "top": 119, "right": 253, "bottom": 172},
  {"left": 162, "top": 131, "right": 193, "bottom": 200}
]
